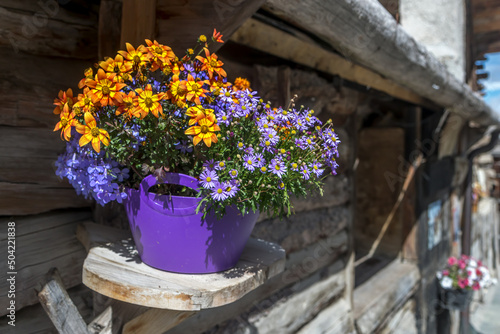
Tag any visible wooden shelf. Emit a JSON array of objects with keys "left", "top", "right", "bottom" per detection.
[{"left": 82, "top": 228, "right": 286, "bottom": 311}]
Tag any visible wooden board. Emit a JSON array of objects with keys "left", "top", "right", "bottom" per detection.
[
  {"left": 83, "top": 238, "right": 286, "bottom": 311},
  {"left": 230, "top": 19, "right": 430, "bottom": 108},
  {"left": 0, "top": 211, "right": 91, "bottom": 315},
  {"left": 156, "top": 0, "right": 266, "bottom": 54},
  {"left": 263, "top": 0, "right": 498, "bottom": 127},
  {"left": 353, "top": 260, "right": 420, "bottom": 334}
]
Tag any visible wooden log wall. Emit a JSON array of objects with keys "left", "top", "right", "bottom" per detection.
[{"left": 0, "top": 1, "right": 99, "bottom": 215}]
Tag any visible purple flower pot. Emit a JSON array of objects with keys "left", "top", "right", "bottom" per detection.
[{"left": 123, "top": 173, "right": 259, "bottom": 273}]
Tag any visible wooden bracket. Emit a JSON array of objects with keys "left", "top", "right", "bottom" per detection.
[{"left": 38, "top": 268, "right": 112, "bottom": 334}]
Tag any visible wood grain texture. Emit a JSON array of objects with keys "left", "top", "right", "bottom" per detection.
[
  {"left": 37, "top": 269, "right": 90, "bottom": 334},
  {"left": 0, "top": 211, "right": 91, "bottom": 315},
  {"left": 99, "top": 0, "right": 123, "bottom": 59},
  {"left": 123, "top": 308, "right": 195, "bottom": 334},
  {"left": 83, "top": 238, "right": 285, "bottom": 310},
  {"left": 120, "top": 0, "right": 156, "bottom": 48},
  {"left": 0, "top": 2, "right": 97, "bottom": 58},
  {"left": 88, "top": 306, "right": 113, "bottom": 334},
  {"left": 230, "top": 19, "right": 430, "bottom": 107},
  {"left": 156, "top": 0, "right": 266, "bottom": 54},
  {"left": 353, "top": 260, "right": 420, "bottom": 334},
  {"left": 263, "top": 0, "right": 498, "bottom": 127}
]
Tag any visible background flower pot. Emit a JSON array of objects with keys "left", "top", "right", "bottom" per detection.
[
  {"left": 123, "top": 173, "right": 259, "bottom": 274},
  {"left": 440, "top": 288, "right": 473, "bottom": 310}
]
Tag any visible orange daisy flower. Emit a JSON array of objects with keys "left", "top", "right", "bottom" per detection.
[
  {"left": 53, "top": 107, "right": 77, "bottom": 141},
  {"left": 115, "top": 91, "right": 137, "bottom": 117},
  {"left": 73, "top": 88, "right": 96, "bottom": 115},
  {"left": 86, "top": 69, "right": 126, "bottom": 107},
  {"left": 76, "top": 112, "right": 110, "bottom": 153},
  {"left": 185, "top": 113, "right": 220, "bottom": 147},
  {"left": 145, "top": 39, "right": 176, "bottom": 71},
  {"left": 99, "top": 54, "right": 133, "bottom": 81},
  {"left": 78, "top": 68, "right": 94, "bottom": 89},
  {"left": 196, "top": 48, "right": 226, "bottom": 79},
  {"left": 232, "top": 77, "right": 251, "bottom": 91},
  {"left": 186, "top": 74, "right": 208, "bottom": 104},
  {"left": 134, "top": 84, "right": 165, "bottom": 118},
  {"left": 118, "top": 43, "right": 150, "bottom": 70},
  {"left": 168, "top": 75, "right": 188, "bottom": 105},
  {"left": 185, "top": 105, "right": 214, "bottom": 125},
  {"left": 53, "top": 89, "right": 76, "bottom": 115}
]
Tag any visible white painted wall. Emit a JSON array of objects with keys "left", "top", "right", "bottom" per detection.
[{"left": 400, "top": 0, "right": 466, "bottom": 82}]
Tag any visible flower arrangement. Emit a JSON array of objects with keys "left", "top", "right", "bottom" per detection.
[
  {"left": 53, "top": 29, "right": 340, "bottom": 218},
  {"left": 437, "top": 255, "right": 496, "bottom": 291}
]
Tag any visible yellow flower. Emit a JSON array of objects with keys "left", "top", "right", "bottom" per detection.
[
  {"left": 86, "top": 69, "right": 126, "bottom": 107},
  {"left": 115, "top": 91, "right": 137, "bottom": 118},
  {"left": 168, "top": 75, "right": 188, "bottom": 104},
  {"left": 53, "top": 108, "right": 77, "bottom": 141},
  {"left": 134, "top": 84, "right": 164, "bottom": 118},
  {"left": 53, "top": 89, "right": 76, "bottom": 115},
  {"left": 76, "top": 112, "right": 110, "bottom": 153},
  {"left": 118, "top": 43, "right": 150, "bottom": 70},
  {"left": 186, "top": 105, "right": 214, "bottom": 125},
  {"left": 145, "top": 39, "right": 176, "bottom": 71},
  {"left": 233, "top": 77, "right": 251, "bottom": 91},
  {"left": 78, "top": 68, "right": 94, "bottom": 89},
  {"left": 199, "top": 35, "right": 207, "bottom": 43},
  {"left": 99, "top": 54, "right": 132, "bottom": 81},
  {"left": 196, "top": 48, "right": 226, "bottom": 79},
  {"left": 73, "top": 88, "right": 96, "bottom": 114},
  {"left": 185, "top": 114, "right": 220, "bottom": 147},
  {"left": 186, "top": 74, "right": 208, "bottom": 104}
]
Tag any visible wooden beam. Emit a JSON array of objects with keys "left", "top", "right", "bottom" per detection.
[
  {"left": 123, "top": 309, "right": 196, "bottom": 334},
  {"left": 99, "top": 0, "right": 123, "bottom": 59},
  {"left": 230, "top": 19, "right": 431, "bottom": 107},
  {"left": 156, "top": 0, "right": 267, "bottom": 54},
  {"left": 120, "top": 0, "right": 157, "bottom": 48},
  {"left": 477, "top": 72, "right": 489, "bottom": 80},
  {"left": 38, "top": 269, "right": 90, "bottom": 334},
  {"left": 263, "top": 0, "right": 499, "bottom": 127}
]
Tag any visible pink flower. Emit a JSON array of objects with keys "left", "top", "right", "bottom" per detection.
[
  {"left": 448, "top": 257, "right": 458, "bottom": 266},
  {"left": 443, "top": 269, "right": 449, "bottom": 276},
  {"left": 473, "top": 282, "right": 480, "bottom": 291},
  {"left": 458, "top": 260, "right": 466, "bottom": 270},
  {"left": 458, "top": 278, "right": 469, "bottom": 289}
]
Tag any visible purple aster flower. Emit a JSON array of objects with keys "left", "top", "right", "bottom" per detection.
[
  {"left": 254, "top": 152, "right": 265, "bottom": 167},
  {"left": 229, "top": 169, "right": 239, "bottom": 178},
  {"left": 203, "top": 159, "right": 216, "bottom": 170},
  {"left": 269, "top": 158, "right": 287, "bottom": 178},
  {"left": 215, "top": 160, "right": 226, "bottom": 170},
  {"left": 243, "top": 154, "right": 257, "bottom": 171},
  {"left": 200, "top": 169, "right": 218, "bottom": 189},
  {"left": 310, "top": 161, "right": 324, "bottom": 177},
  {"left": 223, "top": 181, "right": 239, "bottom": 198},
  {"left": 300, "top": 165, "right": 311, "bottom": 180},
  {"left": 216, "top": 110, "right": 232, "bottom": 126},
  {"left": 211, "top": 182, "right": 229, "bottom": 201},
  {"left": 290, "top": 162, "right": 300, "bottom": 171},
  {"left": 294, "top": 137, "right": 307, "bottom": 150},
  {"left": 219, "top": 87, "right": 234, "bottom": 104},
  {"left": 259, "top": 165, "right": 268, "bottom": 174},
  {"left": 278, "top": 181, "right": 285, "bottom": 189},
  {"left": 236, "top": 142, "right": 246, "bottom": 150},
  {"left": 301, "top": 135, "right": 316, "bottom": 150}
]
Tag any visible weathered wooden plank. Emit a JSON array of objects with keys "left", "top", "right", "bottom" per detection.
[
  {"left": 76, "top": 222, "right": 132, "bottom": 253},
  {"left": 156, "top": 0, "right": 266, "bottom": 54},
  {"left": 88, "top": 306, "right": 113, "bottom": 334},
  {"left": 38, "top": 269, "right": 90, "bottom": 334},
  {"left": 83, "top": 237, "right": 286, "bottom": 310},
  {"left": 123, "top": 309, "right": 195, "bottom": 334},
  {"left": 99, "top": 0, "right": 123, "bottom": 59},
  {"left": 296, "top": 298, "right": 355, "bottom": 334},
  {"left": 0, "top": 284, "right": 94, "bottom": 334},
  {"left": 120, "top": 0, "right": 156, "bottom": 48},
  {"left": 231, "top": 19, "right": 431, "bottom": 108},
  {"left": 0, "top": 3, "right": 97, "bottom": 58},
  {"left": 0, "top": 211, "right": 91, "bottom": 315},
  {"left": 263, "top": 0, "right": 498, "bottom": 127},
  {"left": 379, "top": 298, "right": 417, "bottom": 334},
  {"left": 353, "top": 260, "right": 420, "bottom": 334}
]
